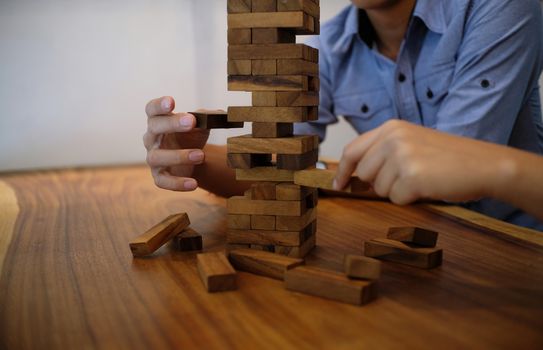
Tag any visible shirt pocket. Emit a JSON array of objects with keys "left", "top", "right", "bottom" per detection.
[
  {"left": 415, "top": 63, "right": 455, "bottom": 127},
  {"left": 333, "top": 89, "right": 396, "bottom": 133}
]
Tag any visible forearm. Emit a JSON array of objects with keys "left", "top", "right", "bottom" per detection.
[{"left": 192, "top": 144, "right": 251, "bottom": 197}]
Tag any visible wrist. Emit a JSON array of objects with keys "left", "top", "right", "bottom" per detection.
[{"left": 487, "top": 150, "right": 520, "bottom": 201}]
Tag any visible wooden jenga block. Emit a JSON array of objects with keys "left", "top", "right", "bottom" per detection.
[
  {"left": 277, "top": 149, "right": 318, "bottom": 170},
  {"left": 251, "top": 215, "right": 276, "bottom": 230},
  {"left": 277, "top": 0, "right": 320, "bottom": 19},
  {"left": 228, "top": 75, "right": 308, "bottom": 92},
  {"left": 227, "top": 134, "right": 316, "bottom": 155},
  {"left": 387, "top": 227, "right": 439, "bottom": 247},
  {"left": 129, "top": 213, "right": 190, "bottom": 257},
  {"left": 228, "top": 60, "right": 252, "bottom": 75},
  {"left": 308, "top": 76, "right": 320, "bottom": 91},
  {"left": 250, "top": 244, "right": 275, "bottom": 252},
  {"left": 293, "top": 169, "right": 371, "bottom": 193},
  {"left": 227, "top": 214, "right": 251, "bottom": 229},
  {"left": 236, "top": 167, "right": 296, "bottom": 181},
  {"left": 277, "top": 59, "right": 318, "bottom": 76},
  {"left": 227, "top": 222, "right": 311, "bottom": 246},
  {"left": 228, "top": 44, "right": 318, "bottom": 62},
  {"left": 228, "top": 106, "right": 310, "bottom": 122},
  {"left": 285, "top": 266, "right": 377, "bottom": 306},
  {"left": 227, "top": 196, "right": 306, "bottom": 216},
  {"left": 276, "top": 91, "right": 319, "bottom": 106},
  {"left": 364, "top": 238, "right": 443, "bottom": 269},
  {"left": 228, "top": 248, "right": 304, "bottom": 280},
  {"left": 197, "top": 252, "right": 237, "bottom": 292},
  {"left": 252, "top": 92, "right": 277, "bottom": 106},
  {"left": 228, "top": 0, "right": 252, "bottom": 13},
  {"left": 252, "top": 122, "right": 293, "bottom": 138},
  {"left": 305, "top": 188, "right": 318, "bottom": 208},
  {"left": 251, "top": 60, "right": 277, "bottom": 75},
  {"left": 192, "top": 112, "right": 244, "bottom": 129},
  {"left": 275, "top": 182, "right": 311, "bottom": 200},
  {"left": 344, "top": 254, "right": 381, "bottom": 280},
  {"left": 252, "top": 28, "right": 295, "bottom": 44},
  {"left": 228, "top": 28, "right": 252, "bottom": 44},
  {"left": 274, "top": 231, "right": 315, "bottom": 258},
  {"left": 227, "top": 153, "right": 272, "bottom": 169},
  {"left": 226, "top": 243, "right": 251, "bottom": 253},
  {"left": 172, "top": 227, "right": 203, "bottom": 252},
  {"left": 251, "top": 0, "right": 276, "bottom": 12},
  {"left": 250, "top": 182, "right": 277, "bottom": 200},
  {"left": 276, "top": 207, "right": 316, "bottom": 231},
  {"left": 228, "top": 12, "right": 313, "bottom": 34}
]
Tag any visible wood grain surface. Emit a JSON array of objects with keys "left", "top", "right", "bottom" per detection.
[{"left": 0, "top": 166, "right": 542, "bottom": 349}]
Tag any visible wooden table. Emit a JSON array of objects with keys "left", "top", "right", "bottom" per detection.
[{"left": 1, "top": 166, "right": 542, "bottom": 349}]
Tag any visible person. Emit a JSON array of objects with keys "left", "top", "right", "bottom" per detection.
[{"left": 143, "top": 0, "right": 543, "bottom": 229}]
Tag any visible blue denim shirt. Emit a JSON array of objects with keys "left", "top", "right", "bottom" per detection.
[{"left": 295, "top": 0, "right": 543, "bottom": 230}]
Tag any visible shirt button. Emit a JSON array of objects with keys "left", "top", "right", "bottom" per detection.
[
  {"left": 481, "top": 79, "right": 490, "bottom": 88},
  {"left": 426, "top": 88, "right": 434, "bottom": 99},
  {"left": 398, "top": 73, "right": 406, "bottom": 82},
  {"left": 361, "top": 104, "right": 369, "bottom": 113}
]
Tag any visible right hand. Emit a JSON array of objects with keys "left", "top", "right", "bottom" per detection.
[{"left": 143, "top": 96, "right": 210, "bottom": 191}]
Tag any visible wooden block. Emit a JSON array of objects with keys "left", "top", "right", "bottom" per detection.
[
  {"left": 236, "top": 167, "right": 295, "bottom": 181},
  {"left": 227, "top": 214, "right": 251, "bottom": 229},
  {"left": 228, "top": 106, "right": 308, "bottom": 122},
  {"left": 275, "top": 182, "right": 311, "bottom": 200},
  {"left": 252, "top": 122, "right": 293, "bottom": 138},
  {"left": 228, "top": 0, "right": 251, "bottom": 13},
  {"left": 227, "top": 153, "right": 272, "bottom": 169},
  {"left": 308, "top": 76, "right": 320, "bottom": 91},
  {"left": 229, "top": 44, "right": 318, "bottom": 62},
  {"left": 305, "top": 188, "right": 318, "bottom": 208},
  {"left": 252, "top": 28, "right": 295, "bottom": 44},
  {"left": 228, "top": 75, "right": 308, "bottom": 92},
  {"left": 228, "top": 12, "right": 313, "bottom": 33},
  {"left": 228, "top": 60, "right": 252, "bottom": 75},
  {"left": 274, "top": 228, "right": 315, "bottom": 258},
  {"left": 277, "top": 149, "right": 318, "bottom": 170},
  {"left": 251, "top": 0, "right": 276, "bottom": 12},
  {"left": 227, "top": 135, "right": 316, "bottom": 155},
  {"left": 252, "top": 92, "right": 277, "bottom": 106},
  {"left": 227, "top": 196, "right": 306, "bottom": 216},
  {"left": 197, "top": 252, "right": 237, "bottom": 292},
  {"left": 285, "top": 266, "right": 377, "bottom": 306},
  {"left": 250, "top": 244, "right": 275, "bottom": 252},
  {"left": 277, "top": 0, "right": 320, "bottom": 19},
  {"left": 229, "top": 248, "right": 304, "bottom": 280},
  {"left": 129, "top": 213, "right": 190, "bottom": 257},
  {"left": 364, "top": 238, "right": 443, "bottom": 269},
  {"left": 344, "top": 254, "right": 381, "bottom": 280},
  {"left": 192, "top": 112, "right": 244, "bottom": 129},
  {"left": 387, "top": 227, "right": 439, "bottom": 247},
  {"left": 227, "top": 227, "right": 307, "bottom": 246},
  {"left": 226, "top": 243, "right": 251, "bottom": 253},
  {"left": 228, "top": 28, "right": 252, "bottom": 44},
  {"left": 251, "top": 60, "right": 277, "bottom": 75},
  {"left": 277, "top": 59, "right": 318, "bottom": 76},
  {"left": 172, "top": 227, "right": 203, "bottom": 252},
  {"left": 276, "top": 91, "right": 319, "bottom": 106},
  {"left": 250, "top": 182, "right": 277, "bottom": 200},
  {"left": 293, "top": 169, "right": 371, "bottom": 193},
  {"left": 276, "top": 207, "right": 316, "bottom": 231},
  {"left": 251, "top": 215, "right": 276, "bottom": 230}
]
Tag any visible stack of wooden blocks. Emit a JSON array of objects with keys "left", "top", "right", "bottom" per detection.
[{"left": 225, "top": 0, "right": 321, "bottom": 258}]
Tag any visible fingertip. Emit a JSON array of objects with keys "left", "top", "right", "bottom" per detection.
[
  {"left": 180, "top": 114, "right": 195, "bottom": 129},
  {"left": 161, "top": 96, "right": 174, "bottom": 112},
  {"left": 183, "top": 179, "right": 198, "bottom": 191}
]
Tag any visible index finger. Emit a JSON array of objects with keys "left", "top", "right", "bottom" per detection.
[{"left": 146, "top": 96, "right": 175, "bottom": 117}]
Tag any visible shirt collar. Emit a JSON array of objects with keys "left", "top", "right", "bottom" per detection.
[{"left": 332, "top": 0, "right": 446, "bottom": 54}]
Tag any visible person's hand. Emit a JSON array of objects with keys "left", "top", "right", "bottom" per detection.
[
  {"left": 143, "top": 96, "right": 211, "bottom": 191},
  {"left": 333, "top": 120, "right": 513, "bottom": 204}
]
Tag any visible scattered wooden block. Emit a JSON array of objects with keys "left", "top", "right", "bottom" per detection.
[
  {"left": 252, "top": 122, "right": 293, "bottom": 138},
  {"left": 129, "top": 213, "right": 190, "bottom": 257},
  {"left": 252, "top": 28, "right": 295, "bottom": 44},
  {"left": 252, "top": 92, "right": 277, "bottom": 106},
  {"left": 251, "top": 215, "right": 276, "bottom": 230},
  {"left": 197, "top": 252, "right": 237, "bottom": 292},
  {"left": 229, "top": 248, "right": 304, "bottom": 280},
  {"left": 293, "top": 169, "right": 371, "bottom": 193},
  {"left": 344, "top": 254, "right": 381, "bottom": 280},
  {"left": 277, "top": 149, "right": 318, "bottom": 170},
  {"left": 227, "top": 214, "right": 251, "bottom": 229},
  {"left": 285, "top": 266, "right": 377, "bottom": 306},
  {"left": 228, "top": 75, "right": 308, "bottom": 92},
  {"left": 228, "top": 60, "right": 252, "bottom": 75},
  {"left": 250, "top": 182, "right": 277, "bottom": 200},
  {"left": 191, "top": 111, "right": 244, "bottom": 129},
  {"left": 227, "top": 196, "right": 306, "bottom": 216},
  {"left": 387, "top": 227, "right": 439, "bottom": 247},
  {"left": 277, "top": 0, "right": 320, "bottom": 19},
  {"left": 235, "top": 167, "right": 295, "bottom": 181},
  {"left": 251, "top": 0, "right": 276, "bottom": 12},
  {"left": 228, "top": 12, "right": 313, "bottom": 34},
  {"left": 251, "top": 60, "right": 277, "bottom": 75},
  {"left": 227, "top": 153, "right": 272, "bottom": 169},
  {"left": 276, "top": 91, "right": 319, "bottom": 106},
  {"left": 227, "top": 28, "right": 252, "bottom": 44},
  {"left": 276, "top": 208, "right": 316, "bottom": 231},
  {"left": 364, "top": 238, "right": 443, "bottom": 269},
  {"left": 227, "top": 134, "right": 317, "bottom": 155},
  {"left": 228, "top": 106, "right": 311, "bottom": 122},
  {"left": 228, "top": 0, "right": 251, "bottom": 13},
  {"left": 172, "top": 227, "right": 203, "bottom": 252},
  {"left": 277, "top": 59, "right": 318, "bottom": 76},
  {"left": 275, "top": 182, "right": 311, "bottom": 200},
  {"left": 228, "top": 44, "right": 318, "bottom": 62}
]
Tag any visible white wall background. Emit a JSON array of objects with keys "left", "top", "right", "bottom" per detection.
[{"left": 0, "top": 1, "right": 541, "bottom": 171}]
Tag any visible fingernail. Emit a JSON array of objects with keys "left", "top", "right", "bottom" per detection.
[
  {"left": 183, "top": 179, "right": 197, "bottom": 190},
  {"left": 180, "top": 115, "right": 193, "bottom": 128},
  {"left": 188, "top": 150, "right": 204, "bottom": 162},
  {"left": 332, "top": 179, "right": 339, "bottom": 190},
  {"left": 161, "top": 98, "right": 171, "bottom": 110}
]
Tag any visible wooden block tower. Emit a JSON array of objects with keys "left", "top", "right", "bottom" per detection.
[{"left": 225, "top": 0, "right": 320, "bottom": 258}]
